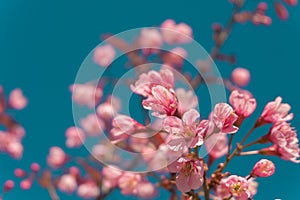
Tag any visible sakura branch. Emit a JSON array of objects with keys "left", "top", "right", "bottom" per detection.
[{"left": 1, "top": 1, "right": 299, "bottom": 200}]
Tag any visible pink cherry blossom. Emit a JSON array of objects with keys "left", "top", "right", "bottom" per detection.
[
  {"left": 110, "top": 114, "right": 144, "bottom": 140},
  {"left": 58, "top": 174, "right": 77, "bottom": 194},
  {"left": 163, "top": 47, "right": 187, "bottom": 67},
  {"left": 175, "top": 88, "right": 198, "bottom": 115},
  {"left": 14, "top": 168, "right": 26, "bottom": 178},
  {"left": 20, "top": 179, "right": 32, "bottom": 190},
  {"left": 93, "top": 44, "right": 116, "bottom": 67},
  {"left": 138, "top": 28, "right": 163, "bottom": 52},
  {"left": 80, "top": 114, "right": 105, "bottom": 137},
  {"left": 213, "top": 180, "right": 231, "bottom": 200},
  {"left": 274, "top": 2, "right": 289, "bottom": 20},
  {"left": 168, "top": 157, "right": 204, "bottom": 193},
  {"left": 8, "top": 88, "right": 28, "bottom": 110},
  {"left": 70, "top": 83, "right": 102, "bottom": 108},
  {"left": 102, "top": 166, "right": 123, "bottom": 190},
  {"left": 224, "top": 175, "right": 251, "bottom": 200},
  {"left": 260, "top": 97, "right": 293, "bottom": 124},
  {"left": 65, "top": 126, "right": 85, "bottom": 148},
  {"left": 231, "top": 68, "right": 250, "bottom": 87},
  {"left": 161, "top": 19, "right": 193, "bottom": 44},
  {"left": 251, "top": 159, "right": 275, "bottom": 177},
  {"left": 284, "top": 0, "right": 298, "bottom": 6},
  {"left": 163, "top": 109, "right": 202, "bottom": 151},
  {"left": 6, "top": 141, "right": 23, "bottom": 159},
  {"left": 47, "top": 146, "right": 67, "bottom": 168},
  {"left": 130, "top": 68, "right": 174, "bottom": 97},
  {"left": 229, "top": 90, "right": 257, "bottom": 118},
  {"left": 77, "top": 181, "right": 100, "bottom": 199},
  {"left": 3, "top": 180, "right": 14, "bottom": 192},
  {"left": 142, "top": 85, "right": 178, "bottom": 118},
  {"left": 205, "top": 132, "right": 228, "bottom": 159},
  {"left": 96, "top": 95, "right": 121, "bottom": 120},
  {"left": 211, "top": 103, "right": 239, "bottom": 134},
  {"left": 136, "top": 181, "right": 156, "bottom": 198},
  {"left": 118, "top": 172, "right": 142, "bottom": 195},
  {"left": 268, "top": 122, "right": 300, "bottom": 162},
  {"left": 30, "top": 162, "right": 40, "bottom": 173}
]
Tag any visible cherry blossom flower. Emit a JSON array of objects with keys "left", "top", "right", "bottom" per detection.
[
  {"left": 162, "top": 47, "right": 187, "bottom": 67},
  {"left": 138, "top": 28, "right": 163, "bottom": 53},
  {"left": 224, "top": 175, "right": 251, "bottom": 200},
  {"left": 274, "top": 2, "right": 289, "bottom": 20},
  {"left": 3, "top": 180, "right": 14, "bottom": 192},
  {"left": 136, "top": 181, "right": 156, "bottom": 198},
  {"left": 168, "top": 157, "right": 204, "bottom": 193},
  {"left": 142, "top": 85, "right": 178, "bottom": 118},
  {"left": 93, "top": 44, "right": 116, "bottom": 67},
  {"left": 211, "top": 103, "right": 239, "bottom": 134},
  {"left": 20, "top": 179, "right": 32, "bottom": 190},
  {"left": 163, "top": 109, "right": 202, "bottom": 152},
  {"left": 70, "top": 83, "right": 102, "bottom": 108},
  {"left": 110, "top": 114, "right": 144, "bottom": 140},
  {"left": 102, "top": 166, "right": 123, "bottom": 191},
  {"left": 77, "top": 181, "right": 100, "bottom": 199},
  {"left": 65, "top": 126, "right": 85, "bottom": 148},
  {"left": 251, "top": 159, "right": 275, "bottom": 177},
  {"left": 260, "top": 97, "right": 293, "bottom": 124},
  {"left": 175, "top": 88, "right": 198, "bottom": 115},
  {"left": 96, "top": 95, "right": 121, "bottom": 120},
  {"left": 47, "top": 146, "right": 67, "bottom": 168},
  {"left": 229, "top": 90, "right": 257, "bottom": 118},
  {"left": 58, "top": 174, "right": 77, "bottom": 194},
  {"left": 267, "top": 122, "right": 300, "bottom": 162},
  {"left": 118, "top": 172, "right": 142, "bottom": 195},
  {"left": 80, "top": 114, "right": 105, "bottom": 137},
  {"left": 30, "top": 163, "right": 40, "bottom": 173},
  {"left": 161, "top": 19, "right": 193, "bottom": 44},
  {"left": 231, "top": 68, "right": 250, "bottom": 87},
  {"left": 8, "top": 88, "right": 28, "bottom": 110},
  {"left": 130, "top": 68, "right": 174, "bottom": 97}
]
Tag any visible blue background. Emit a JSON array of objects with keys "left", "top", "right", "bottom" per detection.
[{"left": 0, "top": 0, "right": 299, "bottom": 199}]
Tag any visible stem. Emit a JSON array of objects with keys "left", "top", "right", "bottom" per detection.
[
  {"left": 46, "top": 184, "right": 60, "bottom": 200},
  {"left": 191, "top": 2, "right": 244, "bottom": 89},
  {"left": 203, "top": 172, "right": 210, "bottom": 200},
  {"left": 239, "top": 126, "right": 256, "bottom": 145},
  {"left": 226, "top": 134, "right": 234, "bottom": 159}
]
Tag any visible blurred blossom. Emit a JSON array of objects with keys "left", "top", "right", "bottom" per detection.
[
  {"left": 93, "top": 44, "right": 116, "bottom": 67},
  {"left": 8, "top": 88, "right": 27, "bottom": 110}
]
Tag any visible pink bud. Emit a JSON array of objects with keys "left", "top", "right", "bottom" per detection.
[
  {"left": 69, "top": 166, "right": 80, "bottom": 177},
  {"left": 8, "top": 88, "right": 28, "bottom": 110},
  {"left": 252, "top": 159, "right": 275, "bottom": 177},
  {"left": 30, "top": 163, "right": 40, "bottom": 173},
  {"left": 258, "top": 2, "right": 268, "bottom": 11},
  {"left": 284, "top": 0, "right": 298, "bottom": 6},
  {"left": 20, "top": 179, "right": 32, "bottom": 190},
  {"left": 3, "top": 180, "right": 15, "bottom": 192},
  {"left": 14, "top": 168, "right": 26, "bottom": 178},
  {"left": 231, "top": 67, "right": 250, "bottom": 87},
  {"left": 274, "top": 2, "right": 289, "bottom": 20}
]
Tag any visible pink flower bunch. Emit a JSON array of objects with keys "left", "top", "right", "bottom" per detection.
[
  {"left": 102, "top": 166, "right": 156, "bottom": 198},
  {"left": 160, "top": 19, "right": 193, "bottom": 44},
  {"left": 229, "top": 90, "right": 257, "bottom": 118},
  {"left": 93, "top": 44, "right": 116, "bottom": 67},
  {"left": 70, "top": 83, "right": 103, "bottom": 108},
  {"left": 214, "top": 175, "right": 252, "bottom": 200},
  {"left": 168, "top": 157, "right": 204, "bottom": 192},
  {"left": 265, "top": 122, "right": 300, "bottom": 162}
]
